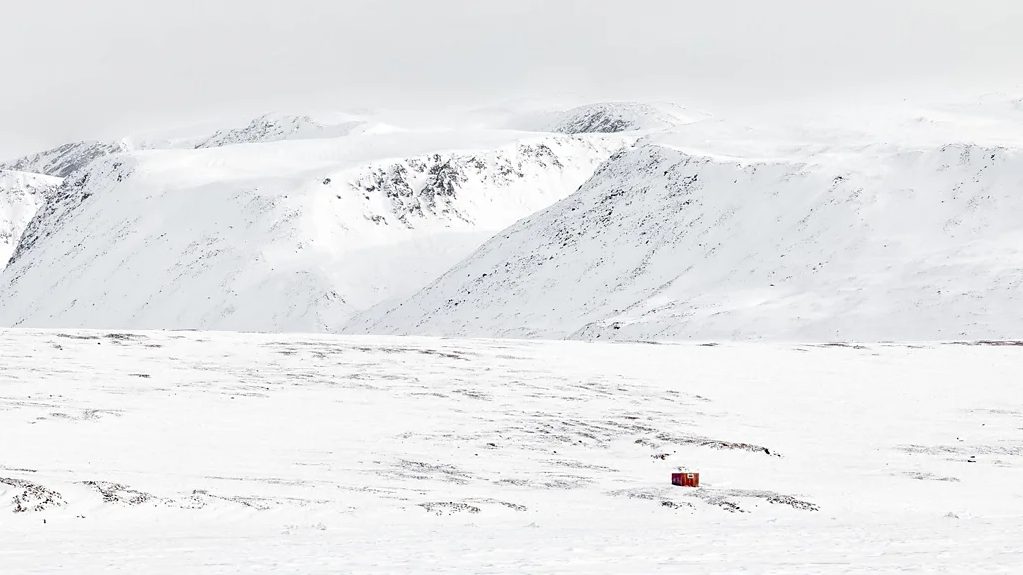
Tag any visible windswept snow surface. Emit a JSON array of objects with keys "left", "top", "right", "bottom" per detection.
[
  {"left": 0, "top": 170, "right": 61, "bottom": 268},
  {"left": 358, "top": 137, "right": 1023, "bottom": 341},
  {"left": 2, "top": 330, "right": 1023, "bottom": 572},
  {"left": 0, "top": 130, "right": 623, "bottom": 331}
]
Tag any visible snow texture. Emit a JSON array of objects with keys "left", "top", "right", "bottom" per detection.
[{"left": 2, "top": 330, "right": 1022, "bottom": 573}]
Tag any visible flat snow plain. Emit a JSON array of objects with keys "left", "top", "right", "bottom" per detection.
[{"left": 2, "top": 329, "right": 1023, "bottom": 573}]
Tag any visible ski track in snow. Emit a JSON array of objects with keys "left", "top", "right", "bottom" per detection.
[{"left": 2, "top": 329, "right": 1023, "bottom": 572}]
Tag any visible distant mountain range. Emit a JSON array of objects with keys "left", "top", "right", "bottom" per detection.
[
  {"left": 0, "top": 102, "right": 662, "bottom": 330},
  {"left": 4, "top": 97, "right": 1023, "bottom": 340}
]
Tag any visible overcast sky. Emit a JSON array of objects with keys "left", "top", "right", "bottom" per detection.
[{"left": 3, "top": 0, "right": 1023, "bottom": 157}]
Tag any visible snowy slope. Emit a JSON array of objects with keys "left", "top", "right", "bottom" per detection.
[
  {"left": 0, "top": 141, "right": 131, "bottom": 178},
  {"left": 357, "top": 141, "right": 1023, "bottom": 341},
  {"left": 3, "top": 330, "right": 1023, "bottom": 573},
  {"left": 0, "top": 170, "right": 62, "bottom": 268},
  {"left": 0, "top": 131, "right": 624, "bottom": 331}
]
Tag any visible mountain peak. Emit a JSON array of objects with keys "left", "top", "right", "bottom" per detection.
[{"left": 193, "top": 112, "right": 403, "bottom": 149}]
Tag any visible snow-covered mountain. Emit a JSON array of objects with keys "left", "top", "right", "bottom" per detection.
[
  {"left": 354, "top": 140, "right": 1023, "bottom": 341},
  {"left": 12, "top": 97, "right": 1023, "bottom": 340},
  {"left": 0, "top": 141, "right": 131, "bottom": 178},
  {"left": 0, "top": 130, "right": 625, "bottom": 331},
  {"left": 506, "top": 101, "right": 710, "bottom": 134},
  {"left": 192, "top": 112, "right": 402, "bottom": 149},
  {"left": 0, "top": 170, "right": 62, "bottom": 268},
  {"left": 1, "top": 101, "right": 684, "bottom": 180},
  {"left": 0, "top": 111, "right": 408, "bottom": 180}
]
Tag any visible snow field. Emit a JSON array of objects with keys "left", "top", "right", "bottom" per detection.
[{"left": 2, "top": 330, "right": 1022, "bottom": 572}]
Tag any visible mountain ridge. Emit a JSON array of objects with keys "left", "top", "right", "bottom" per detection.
[
  {"left": 352, "top": 140, "right": 1023, "bottom": 341},
  {"left": 1, "top": 101, "right": 700, "bottom": 178},
  {"left": 0, "top": 130, "right": 626, "bottom": 331}
]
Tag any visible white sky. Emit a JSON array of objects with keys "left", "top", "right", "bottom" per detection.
[{"left": 3, "top": 0, "right": 1023, "bottom": 157}]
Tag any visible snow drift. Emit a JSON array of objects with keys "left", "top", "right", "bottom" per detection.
[{"left": 355, "top": 141, "right": 1023, "bottom": 341}]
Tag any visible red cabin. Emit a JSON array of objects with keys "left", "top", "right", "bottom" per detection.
[{"left": 671, "top": 472, "right": 700, "bottom": 487}]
